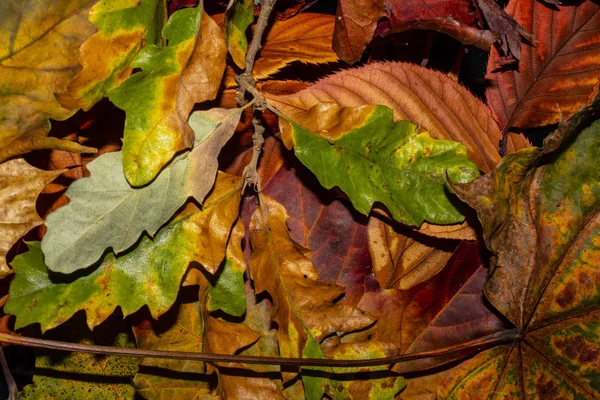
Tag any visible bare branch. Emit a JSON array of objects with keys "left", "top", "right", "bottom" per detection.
[{"left": 0, "top": 346, "right": 17, "bottom": 400}]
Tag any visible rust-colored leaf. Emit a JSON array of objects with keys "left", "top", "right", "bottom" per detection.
[
  {"left": 0, "top": 159, "right": 62, "bottom": 277},
  {"left": 486, "top": 0, "right": 600, "bottom": 130},
  {"left": 265, "top": 61, "right": 529, "bottom": 173},
  {"left": 443, "top": 95, "right": 600, "bottom": 398},
  {"left": 253, "top": 13, "right": 338, "bottom": 79}
]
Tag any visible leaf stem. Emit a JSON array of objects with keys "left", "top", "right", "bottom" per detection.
[
  {"left": 0, "top": 346, "right": 17, "bottom": 400},
  {"left": 0, "top": 329, "right": 517, "bottom": 368}
]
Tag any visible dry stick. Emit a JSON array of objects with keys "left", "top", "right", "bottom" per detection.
[
  {"left": 0, "top": 346, "right": 17, "bottom": 400},
  {"left": 0, "top": 330, "right": 517, "bottom": 368}
]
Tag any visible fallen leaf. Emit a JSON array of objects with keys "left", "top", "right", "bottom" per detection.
[
  {"left": 333, "top": 0, "right": 498, "bottom": 64},
  {"left": 6, "top": 173, "right": 242, "bottom": 332},
  {"left": 0, "top": 0, "right": 98, "bottom": 161},
  {"left": 20, "top": 323, "right": 137, "bottom": 399},
  {"left": 249, "top": 195, "right": 374, "bottom": 396},
  {"left": 225, "top": 0, "right": 254, "bottom": 68},
  {"left": 108, "top": 5, "right": 226, "bottom": 186},
  {"left": 486, "top": 0, "right": 600, "bottom": 129},
  {"left": 278, "top": 103, "right": 480, "bottom": 226},
  {"left": 58, "top": 0, "right": 166, "bottom": 110},
  {"left": 368, "top": 216, "right": 457, "bottom": 290},
  {"left": 357, "top": 241, "right": 510, "bottom": 373},
  {"left": 253, "top": 13, "right": 338, "bottom": 79},
  {"left": 42, "top": 107, "right": 243, "bottom": 273},
  {"left": 442, "top": 96, "right": 600, "bottom": 397},
  {"left": 265, "top": 61, "right": 529, "bottom": 173},
  {"left": 475, "top": 0, "right": 529, "bottom": 60},
  {"left": 0, "top": 159, "right": 62, "bottom": 278}
]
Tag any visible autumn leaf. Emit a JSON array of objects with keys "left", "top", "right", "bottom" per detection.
[
  {"left": 225, "top": 0, "right": 254, "bottom": 69},
  {"left": 265, "top": 61, "right": 529, "bottom": 173},
  {"left": 0, "top": 159, "right": 62, "bottom": 278},
  {"left": 0, "top": 0, "right": 98, "bottom": 162},
  {"left": 333, "top": 0, "right": 498, "bottom": 64},
  {"left": 57, "top": 0, "right": 166, "bottom": 111},
  {"left": 6, "top": 174, "right": 242, "bottom": 332},
  {"left": 20, "top": 322, "right": 137, "bottom": 399},
  {"left": 278, "top": 103, "right": 479, "bottom": 226},
  {"left": 442, "top": 97, "right": 600, "bottom": 397},
  {"left": 249, "top": 195, "right": 374, "bottom": 397},
  {"left": 108, "top": 4, "right": 226, "bottom": 186},
  {"left": 486, "top": 0, "right": 600, "bottom": 130},
  {"left": 42, "top": 108, "right": 243, "bottom": 273},
  {"left": 368, "top": 216, "right": 457, "bottom": 290},
  {"left": 253, "top": 13, "right": 338, "bottom": 79}
]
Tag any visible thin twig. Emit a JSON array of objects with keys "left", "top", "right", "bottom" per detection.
[
  {"left": 0, "top": 346, "right": 17, "bottom": 400},
  {"left": 0, "top": 330, "right": 517, "bottom": 368}
]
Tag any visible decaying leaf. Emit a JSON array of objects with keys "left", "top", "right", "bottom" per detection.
[
  {"left": 42, "top": 107, "right": 243, "bottom": 274},
  {"left": 265, "top": 61, "right": 529, "bottom": 173},
  {"left": 249, "top": 195, "right": 374, "bottom": 397},
  {"left": 0, "top": 159, "right": 62, "bottom": 278},
  {"left": 108, "top": 4, "right": 227, "bottom": 186},
  {"left": 253, "top": 13, "right": 338, "bottom": 79},
  {"left": 225, "top": 0, "right": 254, "bottom": 68},
  {"left": 6, "top": 174, "right": 242, "bottom": 332},
  {"left": 278, "top": 103, "right": 479, "bottom": 226},
  {"left": 486, "top": 0, "right": 600, "bottom": 130},
  {"left": 368, "top": 216, "right": 457, "bottom": 290},
  {"left": 21, "top": 325, "right": 137, "bottom": 399},
  {"left": 0, "top": 0, "right": 98, "bottom": 162},
  {"left": 443, "top": 96, "right": 600, "bottom": 398},
  {"left": 58, "top": 0, "right": 166, "bottom": 110}
]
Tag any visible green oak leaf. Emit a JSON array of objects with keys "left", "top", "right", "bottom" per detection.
[
  {"left": 278, "top": 103, "right": 479, "bottom": 226},
  {"left": 225, "top": 0, "right": 254, "bottom": 68},
  {"left": 42, "top": 107, "right": 244, "bottom": 274},
  {"left": 108, "top": 2, "right": 226, "bottom": 186},
  {"left": 7, "top": 174, "right": 242, "bottom": 332}
]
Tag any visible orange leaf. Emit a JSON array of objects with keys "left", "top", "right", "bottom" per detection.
[
  {"left": 264, "top": 61, "right": 529, "bottom": 173},
  {"left": 253, "top": 13, "right": 338, "bottom": 79},
  {"left": 486, "top": 0, "right": 600, "bottom": 129}
]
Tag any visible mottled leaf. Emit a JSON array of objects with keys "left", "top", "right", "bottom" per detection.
[
  {"left": 6, "top": 174, "right": 242, "bottom": 332},
  {"left": 42, "top": 107, "right": 243, "bottom": 273},
  {"left": 249, "top": 195, "right": 374, "bottom": 396},
  {"left": 0, "top": 0, "right": 97, "bottom": 161},
  {"left": 443, "top": 96, "right": 600, "bottom": 397},
  {"left": 58, "top": 0, "right": 166, "bottom": 110},
  {"left": 20, "top": 326, "right": 137, "bottom": 399},
  {"left": 225, "top": 0, "right": 254, "bottom": 68},
  {"left": 486, "top": 0, "right": 600, "bottom": 129},
  {"left": 0, "top": 159, "right": 62, "bottom": 278},
  {"left": 253, "top": 13, "right": 338, "bottom": 79},
  {"left": 108, "top": 4, "right": 226, "bottom": 186},
  {"left": 278, "top": 103, "right": 479, "bottom": 226},
  {"left": 265, "top": 61, "right": 529, "bottom": 173}
]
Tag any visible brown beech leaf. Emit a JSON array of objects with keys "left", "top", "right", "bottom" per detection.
[
  {"left": 442, "top": 96, "right": 600, "bottom": 397},
  {"left": 368, "top": 216, "right": 458, "bottom": 290},
  {"left": 0, "top": 0, "right": 98, "bottom": 162},
  {"left": 264, "top": 61, "right": 529, "bottom": 173},
  {"left": 253, "top": 13, "right": 338, "bottom": 79},
  {"left": 333, "top": 0, "right": 500, "bottom": 64},
  {"left": 486, "top": 0, "right": 600, "bottom": 130},
  {"left": 355, "top": 242, "right": 511, "bottom": 375},
  {"left": 0, "top": 159, "right": 63, "bottom": 277}
]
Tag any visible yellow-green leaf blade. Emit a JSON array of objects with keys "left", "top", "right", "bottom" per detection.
[
  {"left": 225, "top": 0, "right": 254, "bottom": 69},
  {"left": 58, "top": 0, "right": 167, "bottom": 110},
  {"left": 279, "top": 103, "right": 479, "bottom": 226}
]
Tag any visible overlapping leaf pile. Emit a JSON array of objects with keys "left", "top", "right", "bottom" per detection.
[{"left": 0, "top": 0, "right": 599, "bottom": 398}]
